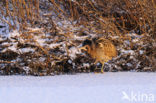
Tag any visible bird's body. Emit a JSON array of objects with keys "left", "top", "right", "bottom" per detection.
[{"left": 81, "top": 37, "right": 117, "bottom": 72}]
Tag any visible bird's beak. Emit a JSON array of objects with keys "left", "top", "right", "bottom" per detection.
[
  {"left": 79, "top": 46, "right": 88, "bottom": 52},
  {"left": 78, "top": 44, "right": 88, "bottom": 52}
]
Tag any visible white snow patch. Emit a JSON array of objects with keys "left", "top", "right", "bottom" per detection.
[
  {"left": 0, "top": 36, "right": 4, "bottom": 41},
  {"left": 26, "top": 27, "right": 43, "bottom": 31},
  {"left": 9, "top": 30, "right": 20, "bottom": 38},
  {"left": 121, "top": 49, "right": 135, "bottom": 55},
  {"left": 35, "top": 38, "right": 46, "bottom": 46},
  {"left": 22, "top": 66, "right": 30, "bottom": 74},
  {"left": 68, "top": 60, "right": 72, "bottom": 64},
  {"left": 49, "top": 43, "right": 62, "bottom": 48},
  {"left": 68, "top": 47, "right": 80, "bottom": 59},
  {"left": 132, "top": 38, "right": 139, "bottom": 43},
  {"left": 0, "top": 20, "right": 10, "bottom": 37},
  {"left": 139, "top": 50, "right": 144, "bottom": 55},
  {"left": 127, "top": 33, "right": 143, "bottom": 38},
  {"left": 124, "top": 40, "right": 130, "bottom": 45},
  {"left": 73, "top": 35, "right": 88, "bottom": 40},
  {"left": 39, "top": 57, "right": 46, "bottom": 62},
  {"left": 1, "top": 42, "right": 18, "bottom": 52},
  {"left": 126, "top": 63, "right": 132, "bottom": 67},
  {"left": 1, "top": 42, "right": 10, "bottom": 46},
  {"left": 83, "top": 63, "right": 90, "bottom": 68},
  {"left": 111, "top": 36, "right": 119, "bottom": 39},
  {"left": 19, "top": 48, "right": 35, "bottom": 53},
  {"left": 7, "top": 46, "right": 17, "bottom": 52},
  {"left": 0, "top": 73, "right": 156, "bottom": 103}
]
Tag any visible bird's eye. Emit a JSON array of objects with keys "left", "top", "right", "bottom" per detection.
[
  {"left": 85, "top": 46, "right": 88, "bottom": 50},
  {"left": 85, "top": 45, "right": 91, "bottom": 51}
]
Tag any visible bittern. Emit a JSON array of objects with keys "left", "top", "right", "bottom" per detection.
[{"left": 80, "top": 37, "right": 117, "bottom": 73}]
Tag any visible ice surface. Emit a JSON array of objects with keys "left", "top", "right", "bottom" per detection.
[{"left": 0, "top": 72, "right": 156, "bottom": 103}]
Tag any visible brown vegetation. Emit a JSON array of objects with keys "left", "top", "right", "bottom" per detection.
[{"left": 0, "top": 0, "right": 156, "bottom": 75}]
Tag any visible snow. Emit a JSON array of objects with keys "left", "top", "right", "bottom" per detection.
[
  {"left": 68, "top": 47, "right": 80, "bottom": 59},
  {"left": 0, "top": 72, "right": 156, "bottom": 103},
  {"left": 1, "top": 42, "right": 18, "bottom": 52},
  {"left": 0, "top": 19, "right": 10, "bottom": 37},
  {"left": 83, "top": 63, "right": 90, "bottom": 68},
  {"left": 19, "top": 48, "right": 35, "bottom": 53},
  {"left": 9, "top": 30, "right": 20, "bottom": 38},
  {"left": 139, "top": 50, "right": 144, "bottom": 55},
  {"left": 49, "top": 43, "right": 62, "bottom": 48},
  {"left": 121, "top": 49, "right": 135, "bottom": 55}
]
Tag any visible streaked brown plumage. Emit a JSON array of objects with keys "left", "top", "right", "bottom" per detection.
[{"left": 80, "top": 37, "right": 117, "bottom": 73}]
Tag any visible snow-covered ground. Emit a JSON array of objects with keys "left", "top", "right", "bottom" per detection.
[{"left": 0, "top": 72, "right": 156, "bottom": 103}]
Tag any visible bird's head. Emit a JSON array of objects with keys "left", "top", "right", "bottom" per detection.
[{"left": 79, "top": 39, "right": 92, "bottom": 54}]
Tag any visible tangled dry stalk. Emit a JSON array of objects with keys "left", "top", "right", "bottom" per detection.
[{"left": 0, "top": 0, "right": 156, "bottom": 75}]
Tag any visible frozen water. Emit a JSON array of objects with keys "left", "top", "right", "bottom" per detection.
[{"left": 0, "top": 72, "right": 156, "bottom": 103}]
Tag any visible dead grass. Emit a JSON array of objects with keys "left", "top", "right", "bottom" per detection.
[{"left": 0, "top": 0, "right": 156, "bottom": 75}]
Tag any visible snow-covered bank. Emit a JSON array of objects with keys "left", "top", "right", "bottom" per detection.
[{"left": 0, "top": 72, "right": 156, "bottom": 103}]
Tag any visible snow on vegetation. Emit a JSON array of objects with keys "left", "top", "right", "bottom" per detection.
[
  {"left": 9, "top": 30, "right": 20, "bottom": 38},
  {"left": 0, "top": 21, "right": 156, "bottom": 75},
  {"left": 68, "top": 47, "right": 81, "bottom": 59},
  {"left": 0, "top": 0, "right": 156, "bottom": 75},
  {"left": 0, "top": 25, "right": 86, "bottom": 75},
  {"left": 0, "top": 21, "right": 9, "bottom": 37}
]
